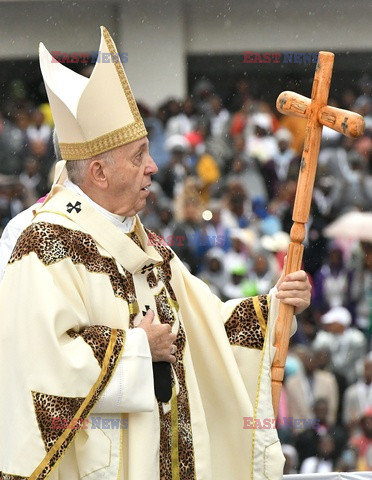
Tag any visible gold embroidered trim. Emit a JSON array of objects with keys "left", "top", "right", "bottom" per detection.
[
  {"left": 167, "top": 297, "right": 179, "bottom": 312},
  {"left": 170, "top": 386, "right": 180, "bottom": 480},
  {"left": 128, "top": 301, "right": 139, "bottom": 315},
  {"left": 59, "top": 27, "right": 147, "bottom": 161},
  {"left": 59, "top": 122, "right": 147, "bottom": 160},
  {"left": 252, "top": 296, "right": 268, "bottom": 338},
  {"left": 251, "top": 310, "right": 270, "bottom": 479},
  {"left": 120, "top": 413, "right": 129, "bottom": 479},
  {"left": 117, "top": 415, "right": 124, "bottom": 480},
  {"left": 29, "top": 329, "right": 124, "bottom": 479},
  {"left": 103, "top": 27, "right": 144, "bottom": 130}
]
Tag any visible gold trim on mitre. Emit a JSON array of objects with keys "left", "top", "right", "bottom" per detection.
[{"left": 39, "top": 26, "right": 147, "bottom": 160}]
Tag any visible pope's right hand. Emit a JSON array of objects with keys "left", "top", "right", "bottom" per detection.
[{"left": 137, "top": 309, "right": 177, "bottom": 363}]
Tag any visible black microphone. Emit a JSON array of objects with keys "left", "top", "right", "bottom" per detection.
[
  {"left": 142, "top": 304, "right": 172, "bottom": 403},
  {"left": 152, "top": 362, "right": 172, "bottom": 402}
]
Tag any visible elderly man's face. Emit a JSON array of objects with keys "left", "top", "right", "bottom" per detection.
[{"left": 105, "top": 137, "right": 158, "bottom": 216}]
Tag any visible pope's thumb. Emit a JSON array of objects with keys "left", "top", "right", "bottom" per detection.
[
  {"left": 139, "top": 309, "right": 155, "bottom": 326},
  {"left": 276, "top": 255, "right": 287, "bottom": 289}
]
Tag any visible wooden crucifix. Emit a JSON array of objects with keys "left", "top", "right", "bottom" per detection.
[{"left": 271, "top": 51, "right": 365, "bottom": 417}]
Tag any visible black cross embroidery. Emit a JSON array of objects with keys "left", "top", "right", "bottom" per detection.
[
  {"left": 341, "top": 117, "right": 349, "bottom": 134},
  {"left": 140, "top": 263, "right": 154, "bottom": 274},
  {"left": 66, "top": 201, "right": 82, "bottom": 213},
  {"left": 142, "top": 304, "right": 150, "bottom": 316},
  {"left": 279, "top": 95, "right": 287, "bottom": 110},
  {"left": 300, "top": 156, "right": 306, "bottom": 171}
]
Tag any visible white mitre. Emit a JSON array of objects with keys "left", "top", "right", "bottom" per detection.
[{"left": 39, "top": 26, "right": 147, "bottom": 161}]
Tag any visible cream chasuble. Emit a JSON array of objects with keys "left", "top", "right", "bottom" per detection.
[{"left": 0, "top": 184, "right": 286, "bottom": 480}]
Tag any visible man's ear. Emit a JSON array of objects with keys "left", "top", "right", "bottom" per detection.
[{"left": 88, "top": 159, "right": 109, "bottom": 190}]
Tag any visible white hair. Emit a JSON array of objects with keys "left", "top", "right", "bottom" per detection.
[{"left": 53, "top": 129, "right": 114, "bottom": 185}]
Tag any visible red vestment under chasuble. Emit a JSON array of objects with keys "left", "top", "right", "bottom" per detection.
[{"left": 0, "top": 184, "right": 286, "bottom": 480}]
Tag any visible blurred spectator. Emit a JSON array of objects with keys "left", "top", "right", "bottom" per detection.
[
  {"left": 303, "top": 203, "right": 329, "bottom": 277},
  {"left": 199, "top": 199, "right": 230, "bottom": 252},
  {"left": 195, "top": 150, "right": 220, "bottom": 202},
  {"left": 156, "top": 201, "right": 176, "bottom": 241},
  {"left": 282, "top": 444, "right": 299, "bottom": 474},
  {"left": 312, "top": 175, "right": 342, "bottom": 221},
  {"left": 19, "top": 157, "right": 45, "bottom": 208},
  {"left": 286, "top": 346, "right": 339, "bottom": 429},
  {"left": 300, "top": 434, "right": 338, "bottom": 474},
  {"left": 295, "top": 398, "right": 348, "bottom": 469},
  {"left": 165, "top": 97, "right": 197, "bottom": 138},
  {"left": 278, "top": 110, "right": 307, "bottom": 156},
  {"left": 260, "top": 230, "right": 290, "bottom": 272},
  {"left": 230, "top": 98, "right": 254, "bottom": 138},
  {"left": 222, "top": 263, "right": 247, "bottom": 300},
  {"left": 223, "top": 228, "right": 255, "bottom": 275},
  {"left": 220, "top": 179, "right": 251, "bottom": 229},
  {"left": 340, "top": 89, "right": 357, "bottom": 111},
  {"left": 262, "top": 127, "right": 297, "bottom": 200},
  {"left": 7, "top": 109, "right": 29, "bottom": 171},
  {"left": 145, "top": 115, "right": 169, "bottom": 171},
  {"left": 208, "top": 95, "right": 230, "bottom": 139},
  {"left": 229, "top": 78, "right": 252, "bottom": 113},
  {"left": 349, "top": 407, "right": 372, "bottom": 470},
  {"left": 192, "top": 78, "right": 215, "bottom": 116},
  {"left": 354, "top": 94, "right": 372, "bottom": 130},
  {"left": 250, "top": 197, "right": 282, "bottom": 237},
  {"left": 312, "top": 306, "right": 367, "bottom": 385},
  {"left": 269, "top": 179, "right": 297, "bottom": 235},
  {"left": 172, "top": 196, "right": 203, "bottom": 274},
  {"left": 350, "top": 241, "right": 372, "bottom": 333},
  {"left": 343, "top": 353, "right": 372, "bottom": 434},
  {"left": 242, "top": 251, "right": 278, "bottom": 296},
  {"left": 223, "top": 149, "right": 268, "bottom": 203},
  {"left": 245, "top": 112, "right": 278, "bottom": 164},
  {"left": 312, "top": 244, "right": 354, "bottom": 315},
  {"left": 26, "top": 108, "right": 51, "bottom": 144},
  {"left": 0, "top": 112, "right": 23, "bottom": 176},
  {"left": 139, "top": 181, "right": 166, "bottom": 232},
  {"left": 159, "top": 134, "right": 192, "bottom": 199},
  {"left": 0, "top": 176, "right": 23, "bottom": 228},
  {"left": 197, "top": 247, "right": 228, "bottom": 297},
  {"left": 293, "top": 308, "right": 318, "bottom": 346},
  {"left": 325, "top": 137, "right": 372, "bottom": 214}
]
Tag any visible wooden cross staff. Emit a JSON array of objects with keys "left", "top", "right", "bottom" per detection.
[{"left": 271, "top": 51, "right": 365, "bottom": 417}]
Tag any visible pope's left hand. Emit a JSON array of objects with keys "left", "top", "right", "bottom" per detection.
[{"left": 275, "top": 266, "right": 311, "bottom": 316}]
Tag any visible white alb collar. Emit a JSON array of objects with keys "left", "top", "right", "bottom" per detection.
[{"left": 64, "top": 179, "right": 134, "bottom": 233}]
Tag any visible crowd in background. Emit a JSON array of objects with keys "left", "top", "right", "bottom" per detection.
[{"left": 1, "top": 73, "right": 372, "bottom": 473}]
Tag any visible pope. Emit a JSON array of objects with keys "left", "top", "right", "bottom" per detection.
[{"left": 0, "top": 27, "right": 310, "bottom": 480}]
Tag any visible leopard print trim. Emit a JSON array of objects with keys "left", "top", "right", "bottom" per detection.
[
  {"left": 67, "top": 325, "right": 113, "bottom": 368},
  {"left": 127, "top": 231, "right": 143, "bottom": 250},
  {"left": 31, "top": 392, "right": 84, "bottom": 452},
  {"left": 155, "top": 288, "right": 196, "bottom": 480},
  {"left": 10, "top": 222, "right": 138, "bottom": 326},
  {"left": 145, "top": 228, "right": 177, "bottom": 302},
  {"left": 0, "top": 473, "right": 27, "bottom": 479},
  {"left": 224, "top": 295, "right": 269, "bottom": 350},
  {"left": 146, "top": 270, "right": 158, "bottom": 288},
  {"left": 30, "top": 330, "right": 125, "bottom": 480}
]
